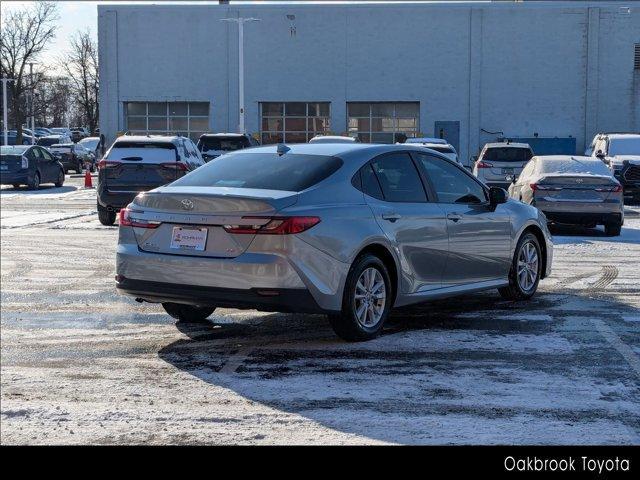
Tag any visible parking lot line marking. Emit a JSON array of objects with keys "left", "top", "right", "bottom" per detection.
[
  {"left": 592, "top": 318, "right": 640, "bottom": 379},
  {"left": 219, "top": 347, "right": 253, "bottom": 374}
]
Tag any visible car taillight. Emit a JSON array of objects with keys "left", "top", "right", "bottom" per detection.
[
  {"left": 595, "top": 185, "right": 623, "bottom": 193},
  {"left": 223, "top": 216, "right": 321, "bottom": 235},
  {"left": 161, "top": 162, "right": 188, "bottom": 170},
  {"left": 530, "top": 183, "right": 562, "bottom": 191},
  {"left": 21, "top": 155, "right": 28, "bottom": 169},
  {"left": 118, "top": 208, "right": 161, "bottom": 229},
  {"left": 475, "top": 161, "right": 493, "bottom": 168},
  {"left": 98, "top": 160, "right": 121, "bottom": 169}
]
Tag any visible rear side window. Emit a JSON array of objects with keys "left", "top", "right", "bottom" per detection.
[
  {"left": 370, "top": 153, "right": 427, "bottom": 202},
  {"left": 354, "top": 164, "right": 384, "bottom": 200},
  {"left": 171, "top": 153, "right": 343, "bottom": 192},
  {"left": 106, "top": 142, "right": 178, "bottom": 162},
  {"left": 482, "top": 147, "right": 533, "bottom": 163},
  {"left": 198, "top": 136, "right": 250, "bottom": 153}
]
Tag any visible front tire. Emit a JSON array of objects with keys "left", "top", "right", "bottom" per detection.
[
  {"left": 97, "top": 203, "right": 116, "bottom": 226},
  {"left": 499, "top": 232, "right": 542, "bottom": 300},
  {"left": 163, "top": 303, "right": 215, "bottom": 323},
  {"left": 328, "top": 254, "right": 392, "bottom": 342},
  {"left": 27, "top": 172, "right": 40, "bottom": 190}
]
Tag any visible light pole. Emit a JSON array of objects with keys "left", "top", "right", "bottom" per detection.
[
  {"left": 2, "top": 77, "right": 16, "bottom": 146},
  {"left": 221, "top": 17, "right": 260, "bottom": 134}
]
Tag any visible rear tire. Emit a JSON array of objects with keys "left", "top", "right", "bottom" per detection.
[
  {"left": 328, "top": 254, "right": 392, "bottom": 342},
  {"left": 97, "top": 203, "right": 116, "bottom": 226},
  {"left": 163, "top": 303, "right": 215, "bottom": 324},
  {"left": 604, "top": 222, "right": 621, "bottom": 237},
  {"left": 499, "top": 232, "right": 542, "bottom": 301},
  {"left": 27, "top": 172, "right": 40, "bottom": 190},
  {"left": 54, "top": 169, "right": 65, "bottom": 187}
]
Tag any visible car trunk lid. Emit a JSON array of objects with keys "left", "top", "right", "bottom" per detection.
[
  {"left": 0, "top": 154, "right": 24, "bottom": 173},
  {"left": 128, "top": 186, "right": 298, "bottom": 258},
  {"left": 534, "top": 174, "right": 620, "bottom": 202}
]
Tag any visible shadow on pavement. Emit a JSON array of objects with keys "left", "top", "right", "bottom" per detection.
[{"left": 158, "top": 290, "right": 640, "bottom": 444}]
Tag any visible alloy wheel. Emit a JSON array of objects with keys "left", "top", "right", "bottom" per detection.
[
  {"left": 517, "top": 241, "right": 539, "bottom": 292},
  {"left": 353, "top": 267, "right": 386, "bottom": 327}
]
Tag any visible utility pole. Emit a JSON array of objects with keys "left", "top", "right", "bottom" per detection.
[
  {"left": 221, "top": 17, "right": 260, "bottom": 134},
  {"left": 2, "top": 77, "right": 16, "bottom": 146}
]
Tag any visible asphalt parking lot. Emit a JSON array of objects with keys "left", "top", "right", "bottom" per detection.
[{"left": 1, "top": 176, "right": 639, "bottom": 445}]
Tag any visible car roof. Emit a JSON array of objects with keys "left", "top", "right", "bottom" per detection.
[
  {"left": 199, "top": 133, "right": 247, "bottom": 138},
  {"left": 114, "top": 135, "right": 182, "bottom": 144},
  {"left": 605, "top": 133, "right": 640, "bottom": 140},
  {"left": 405, "top": 137, "right": 447, "bottom": 145},
  {"left": 484, "top": 142, "right": 531, "bottom": 149},
  {"left": 535, "top": 155, "right": 601, "bottom": 163},
  {"left": 80, "top": 136, "right": 100, "bottom": 141},
  {"left": 236, "top": 142, "right": 451, "bottom": 159}
]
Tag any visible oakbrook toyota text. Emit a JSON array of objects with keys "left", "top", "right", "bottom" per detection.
[{"left": 504, "top": 456, "right": 631, "bottom": 474}]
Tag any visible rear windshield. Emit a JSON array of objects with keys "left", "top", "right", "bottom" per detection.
[
  {"left": 608, "top": 137, "right": 640, "bottom": 156},
  {"left": 482, "top": 147, "right": 533, "bottom": 163},
  {"left": 197, "top": 136, "right": 249, "bottom": 153},
  {"left": 540, "top": 159, "right": 611, "bottom": 176},
  {"left": 171, "top": 153, "right": 343, "bottom": 192},
  {"left": 106, "top": 142, "right": 177, "bottom": 162},
  {"left": 37, "top": 137, "right": 61, "bottom": 146}
]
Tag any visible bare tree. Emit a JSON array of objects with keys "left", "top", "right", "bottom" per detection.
[
  {"left": 0, "top": 2, "right": 59, "bottom": 142},
  {"left": 60, "top": 30, "right": 99, "bottom": 134}
]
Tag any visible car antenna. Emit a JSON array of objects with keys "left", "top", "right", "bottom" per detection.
[{"left": 277, "top": 143, "right": 290, "bottom": 156}]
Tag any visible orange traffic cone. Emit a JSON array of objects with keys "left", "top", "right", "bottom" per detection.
[{"left": 84, "top": 168, "right": 93, "bottom": 188}]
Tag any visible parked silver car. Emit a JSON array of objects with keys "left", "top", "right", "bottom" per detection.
[
  {"left": 116, "top": 143, "right": 553, "bottom": 341},
  {"left": 508, "top": 155, "right": 623, "bottom": 236},
  {"left": 473, "top": 142, "right": 534, "bottom": 189}
]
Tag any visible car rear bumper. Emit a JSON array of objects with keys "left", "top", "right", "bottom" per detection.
[
  {"left": 116, "top": 277, "right": 327, "bottom": 313},
  {"left": 542, "top": 211, "right": 622, "bottom": 226},
  {"left": 115, "top": 235, "right": 348, "bottom": 312},
  {"left": 0, "top": 172, "right": 30, "bottom": 184}
]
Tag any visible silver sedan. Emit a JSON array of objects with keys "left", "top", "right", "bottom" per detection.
[
  {"left": 116, "top": 143, "right": 553, "bottom": 341},
  {"left": 508, "top": 155, "right": 624, "bottom": 236}
]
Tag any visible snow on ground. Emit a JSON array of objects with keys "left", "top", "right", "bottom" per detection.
[{"left": 0, "top": 182, "right": 638, "bottom": 444}]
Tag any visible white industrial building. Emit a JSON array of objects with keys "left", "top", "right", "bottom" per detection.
[{"left": 98, "top": 1, "right": 640, "bottom": 164}]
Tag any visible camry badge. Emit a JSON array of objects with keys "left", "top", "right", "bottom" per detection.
[{"left": 181, "top": 199, "right": 194, "bottom": 210}]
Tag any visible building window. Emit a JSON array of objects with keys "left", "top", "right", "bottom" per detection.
[
  {"left": 635, "top": 44, "right": 640, "bottom": 70},
  {"left": 125, "top": 102, "right": 210, "bottom": 141},
  {"left": 347, "top": 102, "right": 419, "bottom": 143},
  {"left": 260, "top": 102, "right": 330, "bottom": 144}
]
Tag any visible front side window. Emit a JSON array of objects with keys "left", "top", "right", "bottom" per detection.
[
  {"left": 369, "top": 153, "right": 427, "bottom": 202},
  {"left": 125, "top": 102, "right": 210, "bottom": 142},
  {"left": 347, "top": 102, "right": 419, "bottom": 143},
  {"left": 170, "top": 152, "right": 342, "bottom": 192},
  {"left": 260, "top": 102, "right": 330, "bottom": 144},
  {"left": 417, "top": 154, "right": 486, "bottom": 204}
]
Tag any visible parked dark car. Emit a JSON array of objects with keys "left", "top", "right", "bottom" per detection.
[
  {"left": 1, "top": 130, "right": 36, "bottom": 146},
  {"left": 0, "top": 145, "right": 65, "bottom": 190},
  {"left": 97, "top": 135, "right": 205, "bottom": 225},
  {"left": 37, "top": 134, "right": 73, "bottom": 148},
  {"left": 196, "top": 133, "right": 259, "bottom": 162},
  {"left": 48, "top": 143, "right": 95, "bottom": 173},
  {"left": 70, "top": 127, "right": 89, "bottom": 143}
]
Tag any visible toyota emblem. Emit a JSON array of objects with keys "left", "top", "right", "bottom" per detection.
[{"left": 181, "top": 199, "right": 194, "bottom": 210}]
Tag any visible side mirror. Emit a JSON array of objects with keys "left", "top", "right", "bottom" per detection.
[
  {"left": 489, "top": 186, "right": 508, "bottom": 205},
  {"left": 596, "top": 150, "right": 605, "bottom": 159}
]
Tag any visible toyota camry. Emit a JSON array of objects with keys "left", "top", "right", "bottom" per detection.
[{"left": 116, "top": 143, "right": 553, "bottom": 341}]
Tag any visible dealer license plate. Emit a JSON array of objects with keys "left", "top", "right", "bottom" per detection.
[{"left": 170, "top": 226, "right": 208, "bottom": 251}]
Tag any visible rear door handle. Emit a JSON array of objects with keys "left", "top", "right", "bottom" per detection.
[
  {"left": 447, "top": 213, "right": 462, "bottom": 222},
  {"left": 382, "top": 213, "right": 402, "bottom": 222}
]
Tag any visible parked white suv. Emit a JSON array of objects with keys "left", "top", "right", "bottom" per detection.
[
  {"left": 591, "top": 133, "right": 640, "bottom": 203},
  {"left": 473, "top": 142, "right": 534, "bottom": 189}
]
